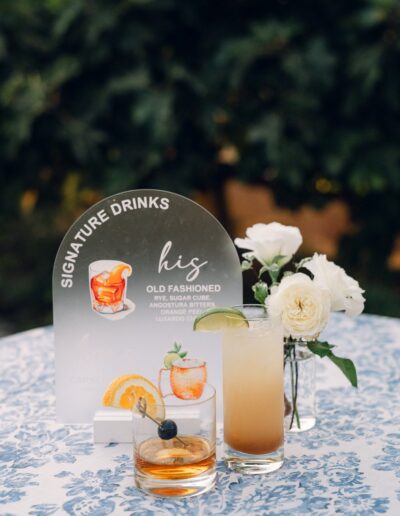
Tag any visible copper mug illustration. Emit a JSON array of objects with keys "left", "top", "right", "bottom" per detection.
[{"left": 158, "top": 358, "right": 207, "bottom": 400}]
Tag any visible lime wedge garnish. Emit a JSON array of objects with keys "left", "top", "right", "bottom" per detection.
[
  {"left": 163, "top": 352, "right": 181, "bottom": 368},
  {"left": 193, "top": 307, "right": 249, "bottom": 331}
]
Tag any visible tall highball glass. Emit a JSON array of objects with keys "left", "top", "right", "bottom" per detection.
[{"left": 222, "top": 305, "right": 284, "bottom": 474}]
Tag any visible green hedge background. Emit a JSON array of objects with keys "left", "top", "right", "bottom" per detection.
[{"left": 1, "top": 0, "right": 399, "bottom": 333}]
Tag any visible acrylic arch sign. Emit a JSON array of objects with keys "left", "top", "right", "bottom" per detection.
[{"left": 53, "top": 189, "right": 242, "bottom": 423}]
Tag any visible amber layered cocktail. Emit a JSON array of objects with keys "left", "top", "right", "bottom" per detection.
[
  {"left": 193, "top": 305, "right": 284, "bottom": 474},
  {"left": 133, "top": 384, "right": 216, "bottom": 497},
  {"left": 222, "top": 305, "right": 284, "bottom": 474}
]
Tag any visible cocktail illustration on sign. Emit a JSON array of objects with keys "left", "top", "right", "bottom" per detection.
[
  {"left": 89, "top": 260, "right": 134, "bottom": 318},
  {"left": 158, "top": 343, "right": 207, "bottom": 400}
]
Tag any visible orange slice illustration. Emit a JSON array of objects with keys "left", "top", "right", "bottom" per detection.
[
  {"left": 103, "top": 374, "right": 164, "bottom": 420},
  {"left": 108, "top": 264, "right": 132, "bottom": 283}
]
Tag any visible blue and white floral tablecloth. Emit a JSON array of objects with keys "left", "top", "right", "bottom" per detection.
[{"left": 1, "top": 313, "right": 400, "bottom": 515}]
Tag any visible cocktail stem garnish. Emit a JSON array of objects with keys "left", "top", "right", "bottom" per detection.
[{"left": 137, "top": 397, "right": 186, "bottom": 446}]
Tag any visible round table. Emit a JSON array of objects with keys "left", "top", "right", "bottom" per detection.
[{"left": 1, "top": 313, "right": 399, "bottom": 515}]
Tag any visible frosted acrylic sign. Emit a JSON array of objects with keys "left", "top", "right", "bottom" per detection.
[{"left": 53, "top": 190, "right": 242, "bottom": 423}]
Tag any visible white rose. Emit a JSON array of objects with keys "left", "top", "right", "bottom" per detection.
[
  {"left": 234, "top": 222, "right": 302, "bottom": 267},
  {"left": 266, "top": 272, "right": 331, "bottom": 339},
  {"left": 303, "top": 253, "right": 365, "bottom": 317}
]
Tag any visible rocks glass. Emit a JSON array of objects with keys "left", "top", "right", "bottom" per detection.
[{"left": 133, "top": 384, "right": 216, "bottom": 497}]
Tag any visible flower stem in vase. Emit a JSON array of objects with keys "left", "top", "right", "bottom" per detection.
[
  {"left": 284, "top": 340, "right": 316, "bottom": 432},
  {"left": 293, "top": 357, "right": 300, "bottom": 429},
  {"left": 288, "top": 345, "right": 300, "bottom": 430}
]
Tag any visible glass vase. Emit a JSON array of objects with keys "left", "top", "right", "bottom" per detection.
[{"left": 284, "top": 341, "right": 316, "bottom": 432}]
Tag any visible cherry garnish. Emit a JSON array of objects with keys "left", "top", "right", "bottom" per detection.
[{"left": 136, "top": 397, "right": 185, "bottom": 445}]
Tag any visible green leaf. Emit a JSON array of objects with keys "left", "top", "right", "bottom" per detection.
[
  {"left": 307, "top": 340, "right": 335, "bottom": 357},
  {"left": 307, "top": 341, "right": 358, "bottom": 387},
  {"left": 259, "top": 255, "right": 286, "bottom": 278},
  {"left": 296, "top": 257, "right": 312, "bottom": 270},
  {"left": 241, "top": 259, "right": 253, "bottom": 272},
  {"left": 171, "top": 342, "right": 189, "bottom": 359},
  {"left": 272, "top": 254, "right": 287, "bottom": 264},
  {"left": 329, "top": 355, "right": 358, "bottom": 388},
  {"left": 252, "top": 281, "right": 269, "bottom": 304},
  {"left": 283, "top": 271, "right": 294, "bottom": 278}
]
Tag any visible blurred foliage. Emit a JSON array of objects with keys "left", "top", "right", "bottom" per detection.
[{"left": 0, "top": 0, "right": 399, "bottom": 332}]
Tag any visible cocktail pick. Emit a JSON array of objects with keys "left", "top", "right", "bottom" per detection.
[{"left": 136, "top": 397, "right": 186, "bottom": 446}]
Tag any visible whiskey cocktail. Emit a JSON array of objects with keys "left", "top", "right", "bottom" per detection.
[{"left": 133, "top": 384, "right": 216, "bottom": 497}]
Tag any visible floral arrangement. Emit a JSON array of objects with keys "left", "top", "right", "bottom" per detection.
[{"left": 235, "top": 222, "right": 365, "bottom": 430}]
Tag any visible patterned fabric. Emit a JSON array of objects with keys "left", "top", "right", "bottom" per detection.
[{"left": 0, "top": 313, "right": 399, "bottom": 515}]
